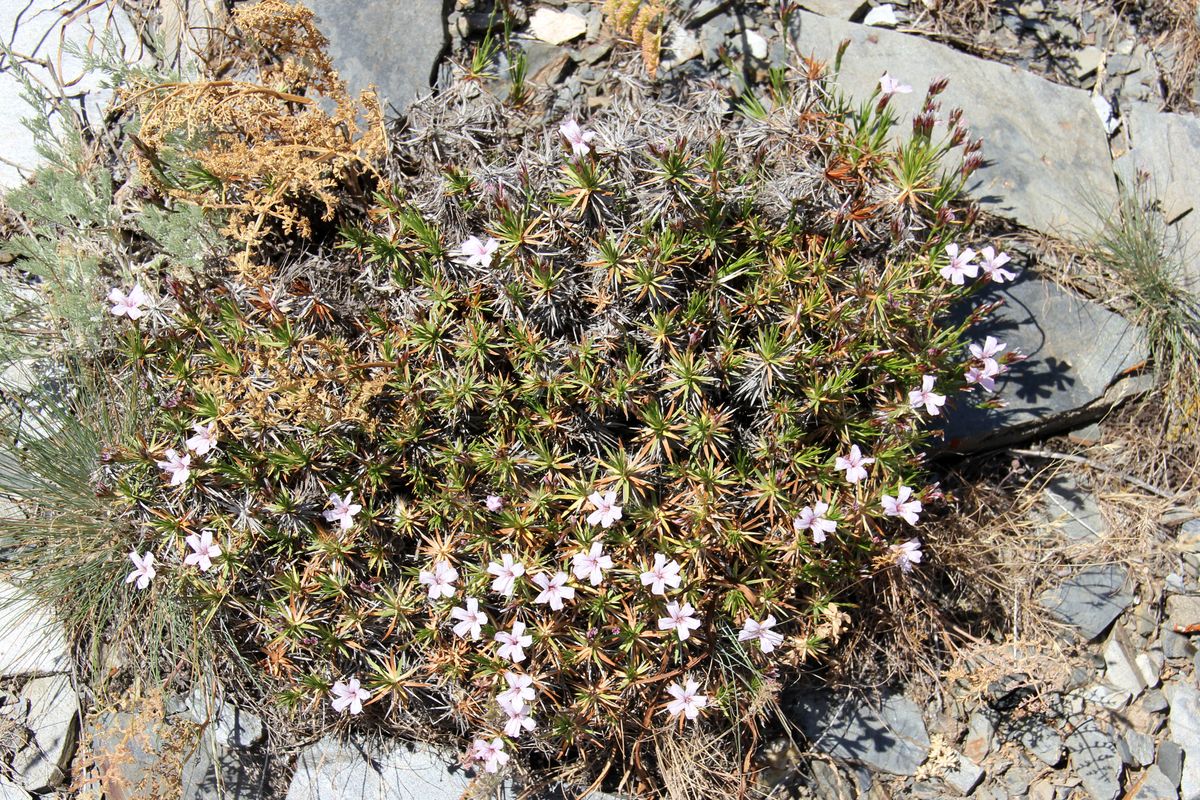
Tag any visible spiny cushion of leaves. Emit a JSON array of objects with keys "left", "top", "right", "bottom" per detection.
[{"left": 107, "top": 42, "right": 994, "bottom": 777}]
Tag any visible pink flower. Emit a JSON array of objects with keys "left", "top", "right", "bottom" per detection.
[
  {"left": 571, "top": 541, "right": 613, "bottom": 586},
  {"left": 890, "top": 538, "right": 924, "bottom": 572},
  {"left": 471, "top": 737, "right": 509, "bottom": 774},
  {"left": 494, "top": 621, "right": 533, "bottom": 663},
  {"left": 834, "top": 445, "right": 875, "bottom": 484},
  {"left": 979, "top": 246, "right": 1017, "bottom": 283},
  {"left": 450, "top": 597, "right": 487, "bottom": 641},
  {"left": 657, "top": 601, "right": 702, "bottom": 641},
  {"left": 124, "top": 551, "right": 156, "bottom": 589},
  {"left": 664, "top": 679, "right": 708, "bottom": 720},
  {"left": 965, "top": 361, "right": 999, "bottom": 392},
  {"left": 939, "top": 243, "right": 978, "bottom": 285},
  {"left": 586, "top": 490, "right": 623, "bottom": 528},
  {"left": 881, "top": 486, "right": 923, "bottom": 525},
  {"left": 969, "top": 336, "right": 1006, "bottom": 373},
  {"left": 487, "top": 553, "right": 526, "bottom": 597},
  {"left": 108, "top": 283, "right": 149, "bottom": 319},
  {"left": 793, "top": 502, "right": 837, "bottom": 544},
  {"left": 640, "top": 553, "right": 682, "bottom": 595},
  {"left": 498, "top": 670, "right": 536, "bottom": 712},
  {"left": 559, "top": 118, "right": 596, "bottom": 156},
  {"left": 185, "top": 422, "right": 217, "bottom": 456},
  {"left": 322, "top": 492, "right": 362, "bottom": 531},
  {"left": 459, "top": 236, "right": 500, "bottom": 269},
  {"left": 879, "top": 73, "right": 912, "bottom": 98},
  {"left": 738, "top": 615, "right": 784, "bottom": 653},
  {"left": 330, "top": 677, "right": 371, "bottom": 715},
  {"left": 502, "top": 704, "right": 536, "bottom": 738},
  {"left": 485, "top": 494, "right": 504, "bottom": 512},
  {"left": 909, "top": 375, "right": 947, "bottom": 416},
  {"left": 184, "top": 531, "right": 222, "bottom": 572},
  {"left": 532, "top": 571, "right": 575, "bottom": 611},
  {"left": 156, "top": 449, "right": 191, "bottom": 486},
  {"left": 419, "top": 560, "right": 458, "bottom": 601}
]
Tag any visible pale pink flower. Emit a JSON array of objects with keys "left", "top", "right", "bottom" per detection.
[
  {"left": 459, "top": 236, "right": 500, "bottom": 268},
  {"left": 124, "top": 550, "right": 156, "bottom": 590},
  {"left": 494, "top": 621, "right": 533, "bottom": 663},
  {"left": 965, "top": 361, "right": 999, "bottom": 392},
  {"left": 738, "top": 615, "right": 784, "bottom": 653},
  {"left": 108, "top": 283, "right": 149, "bottom": 319},
  {"left": 502, "top": 704, "right": 536, "bottom": 738},
  {"left": 571, "top": 540, "right": 613, "bottom": 586},
  {"left": 881, "top": 486, "right": 923, "bottom": 525},
  {"left": 890, "top": 538, "right": 924, "bottom": 572},
  {"left": 657, "top": 601, "right": 702, "bottom": 641},
  {"left": 471, "top": 737, "right": 509, "bottom": 774},
  {"left": 419, "top": 560, "right": 458, "bottom": 601},
  {"left": 969, "top": 336, "right": 1006, "bottom": 373},
  {"left": 879, "top": 73, "right": 912, "bottom": 98},
  {"left": 559, "top": 118, "right": 596, "bottom": 156},
  {"left": 664, "top": 679, "right": 708, "bottom": 720},
  {"left": 793, "top": 502, "right": 837, "bottom": 544},
  {"left": 498, "top": 670, "right": 536, "bottom": 712},
  {"left": 979, "top": 246, "right": 1017, "bottom": 283},
  {"left": 640, "top": 553, "right": 682, "bottom": 595},
  {"left": 156, "top": 449, "right": 191, "bottom": 486},
  {"left": 487, "top": 553, "right": 526, "bottom": 597},
  {"left": 485, "top": 494, "right": 504, "bottom": 512},
  {"left": 184, "top": 530, "right": 222, "bottom": 572},
  {"left": 532, "top": 571, "right": 575, "bottom": 611},
  {"left": 939, "top": 243, "right": 978, "bottom": 285},
  {"left": 330, "top": 677, "right": 371, "bottom": 715},
  {"left": 450, "top": 597, "right": 488, "bottom": 641},
  {"left": 185, "top": 422, "right": 217, "bottom": 456},
  {"left": 586, "top": 490, "right": 623, "bottom": 528},
  {"left": 322, "top": 492, "right": 362, "bottom": 531},
  {"left": 909, "top": 375, "right": 947, "bottom": 416},
  {"left": 834, "top": 444, "right": 876, "bottom": 484}
]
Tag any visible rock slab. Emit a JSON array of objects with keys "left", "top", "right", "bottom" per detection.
[
  {"left": 1065, "top": 719, "right": 1123, "bottom": 800},
  {"left": 1038, "top": 565, "right": 1133, "bottom": 642},
  {"left": 1166, "top": 682, "right": 1200, "bottom": 800},
  {"left": 10, "top": 674, "right": 78, "bottom": 793},
  {"left": 791, "top": 690, "right": 930, "bottom": 775},
  {"left": 0, "top": 581, "right": 71, "bottom": 677},
  {"left": 286, "top": 737, "right": 474, "bottom": 800}
]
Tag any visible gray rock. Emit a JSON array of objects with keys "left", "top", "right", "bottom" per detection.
[
  {"left": 791, "top": 690, "right": 930, "bottom": 775},
  {"left": 1157, "top": 740, "right": 1184, "bottom": 789},
  {"left": 1065, "top": 719, "right": 1123, "bottom": 800},
  {"left": 1103, "top": 626, "right": 1149, "bottom": 697},
  {"left": 9, "top": 674, "right": 77, "bottom": 793},
  {"left": 1041, "top": 476, "right": 1106, "bottom": 542},
  {"left": 0, "top": 581, "right": 71, "bottom": 677},
  {"left": 942, "top": 276, "right": 1149, "bottom": 451},
  {"left": 89, "top": 712, "right": 177, "bottom": 800},
  {"left": 1144, "top": 691, "right": 1170, "bottom": 714},
  {"left": 305, "top": 0, "right": 448, "bottom": 113},
  {"left": 1124, "top": 730, "right": 1157, "bottom": 767},
  {"left": 286, "top": 737, "right": 474, "bottom": 800},
  {"left": 1038, "top": 565, "right": 1133, "bottom": 641},
  {"left": 0, "top": 777, "right": 30, "bottom": 800},
  {"left": 963, "top": 712, "right": 995, "bottom": 762},
  {"left": 1128, "top": 766, "right": 1182, "bottom": 800},
  {"left": 1165, "top": 595, "right": 1200, "bottom": 660},
  {"left": 184, "top": 691, "right": 264, "bottom": 750},
  {"left": 1017, "top": 719, "right": 1065, "bottom": 767},
  {"left": 943, "top": 753, "right": 985, "bottom": 796},
  {"left": 181, "top": 731, "right": 268, "bottom": 800},
  {"left": 797, "top": 0, "right": 868, "bottom": 18},
  {"left": 1166, "top": 682, "right": 1200, "bottom": 800},
  {"left": 786, "top": 11, "right": 1118, "bottom": 236}
]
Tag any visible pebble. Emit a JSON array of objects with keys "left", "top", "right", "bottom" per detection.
[
  {"left": 529, "top": 7, "right": 588, "bottom": 45},
  {"left": 943, "top": 754, "right": 986, "bottom": 796}
]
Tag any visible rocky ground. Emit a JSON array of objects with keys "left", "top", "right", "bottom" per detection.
[{"left": 0, "top": 0, "right": 1198, "bottom": 799}]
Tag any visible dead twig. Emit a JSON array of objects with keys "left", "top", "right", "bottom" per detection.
[{"left": 1008, "top": 447, "right": 1179, "bottom": 501}]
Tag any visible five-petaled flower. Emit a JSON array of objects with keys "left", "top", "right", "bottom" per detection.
[
  {"left": 487, "top": 553, "right": 526, "bottom": 597},
  {"left": 502, "top": 703, "right": 536, "bottom": 738},
  {"left": 559, "top": 118, "right": 596, "bottom": 156},
  {"left": 108, "top": 284, "right": 150, "bottom": 319},
  {"left": 738, "top": 615, "right": 784, "bottom": 653},
  {"left": 979, "top": 246, "right": 1017, "bottom": 283},
  {"left": 184, "top": 531, "right": 222, "bottom": 572},
  {"left": 125, "top": 551, "right": 156, "bottom": 590},
  {"left": 450, "top": 597, "right": 488, "bottom": 641},
  {"left": 879, "top": 73, "right": 913, "bottom": 98},
  {"left": 571, "top": 541, "right": 613, "bottom": 586},
  {"left": 834, "top": 445, "right": 876, "bottom": 484},
  {"left": 969, "top": 336, "right": 1007, "bottom": 373},
  {"left": 330, "top": 677, "right": 371, "bottom": 715},
  {"left": 890, "top": 538, "right": 924, "bottom": 572},
  {"left": 881, "top": 486, "right": 924, "bottom": 525},
  {"left": 495, "top": 621, "right": 533, "bottom": 663},
  {"left": 471, "top": 737, "right": 509, "bottom": 774},
  {"left": 909, "top": 375, "right": 947, "bottom": 416},
  {"left": 664, "top": 679, "right": 708, "bottom": 720},
  {"left": 185, "top": 422, "right": 218, "bottom": 456},
  {"left": 498, "top": 670, "right": 536, "bottom": 712},
  {"left": 965, "top": 361, "right": 999, "bottom": 392},
  {"left": 156, "top": 449, "right": 191, "bottom": 486},
  {"left": 323, "top": 492, "right": 362, "bottom": 531},
  {"left": 939, "top": 243, "right": 978, "bottom": 285},
  {"left": 459, "top": 236, "right": 500, "bottom": 269},
  {"left": 586, "top": 490, "right": 623, "bottom": 528},
  {"left": 419, "top": 560, "right": 459, "bottom": 601},
  {"left": 657, "top": 601, "right": 702, "bottom": 641},
  {"left": 532, "top": 571, "right": 576, "bottom": 611},
  {"left": 793, "top": 502, "right": 837, "bottom": 544},
  {"left": 640, "top": 553, "right": 682, "bottom": 595},
  {"left": 485, "top": 494, "right": 504, "bottom": 512}
]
